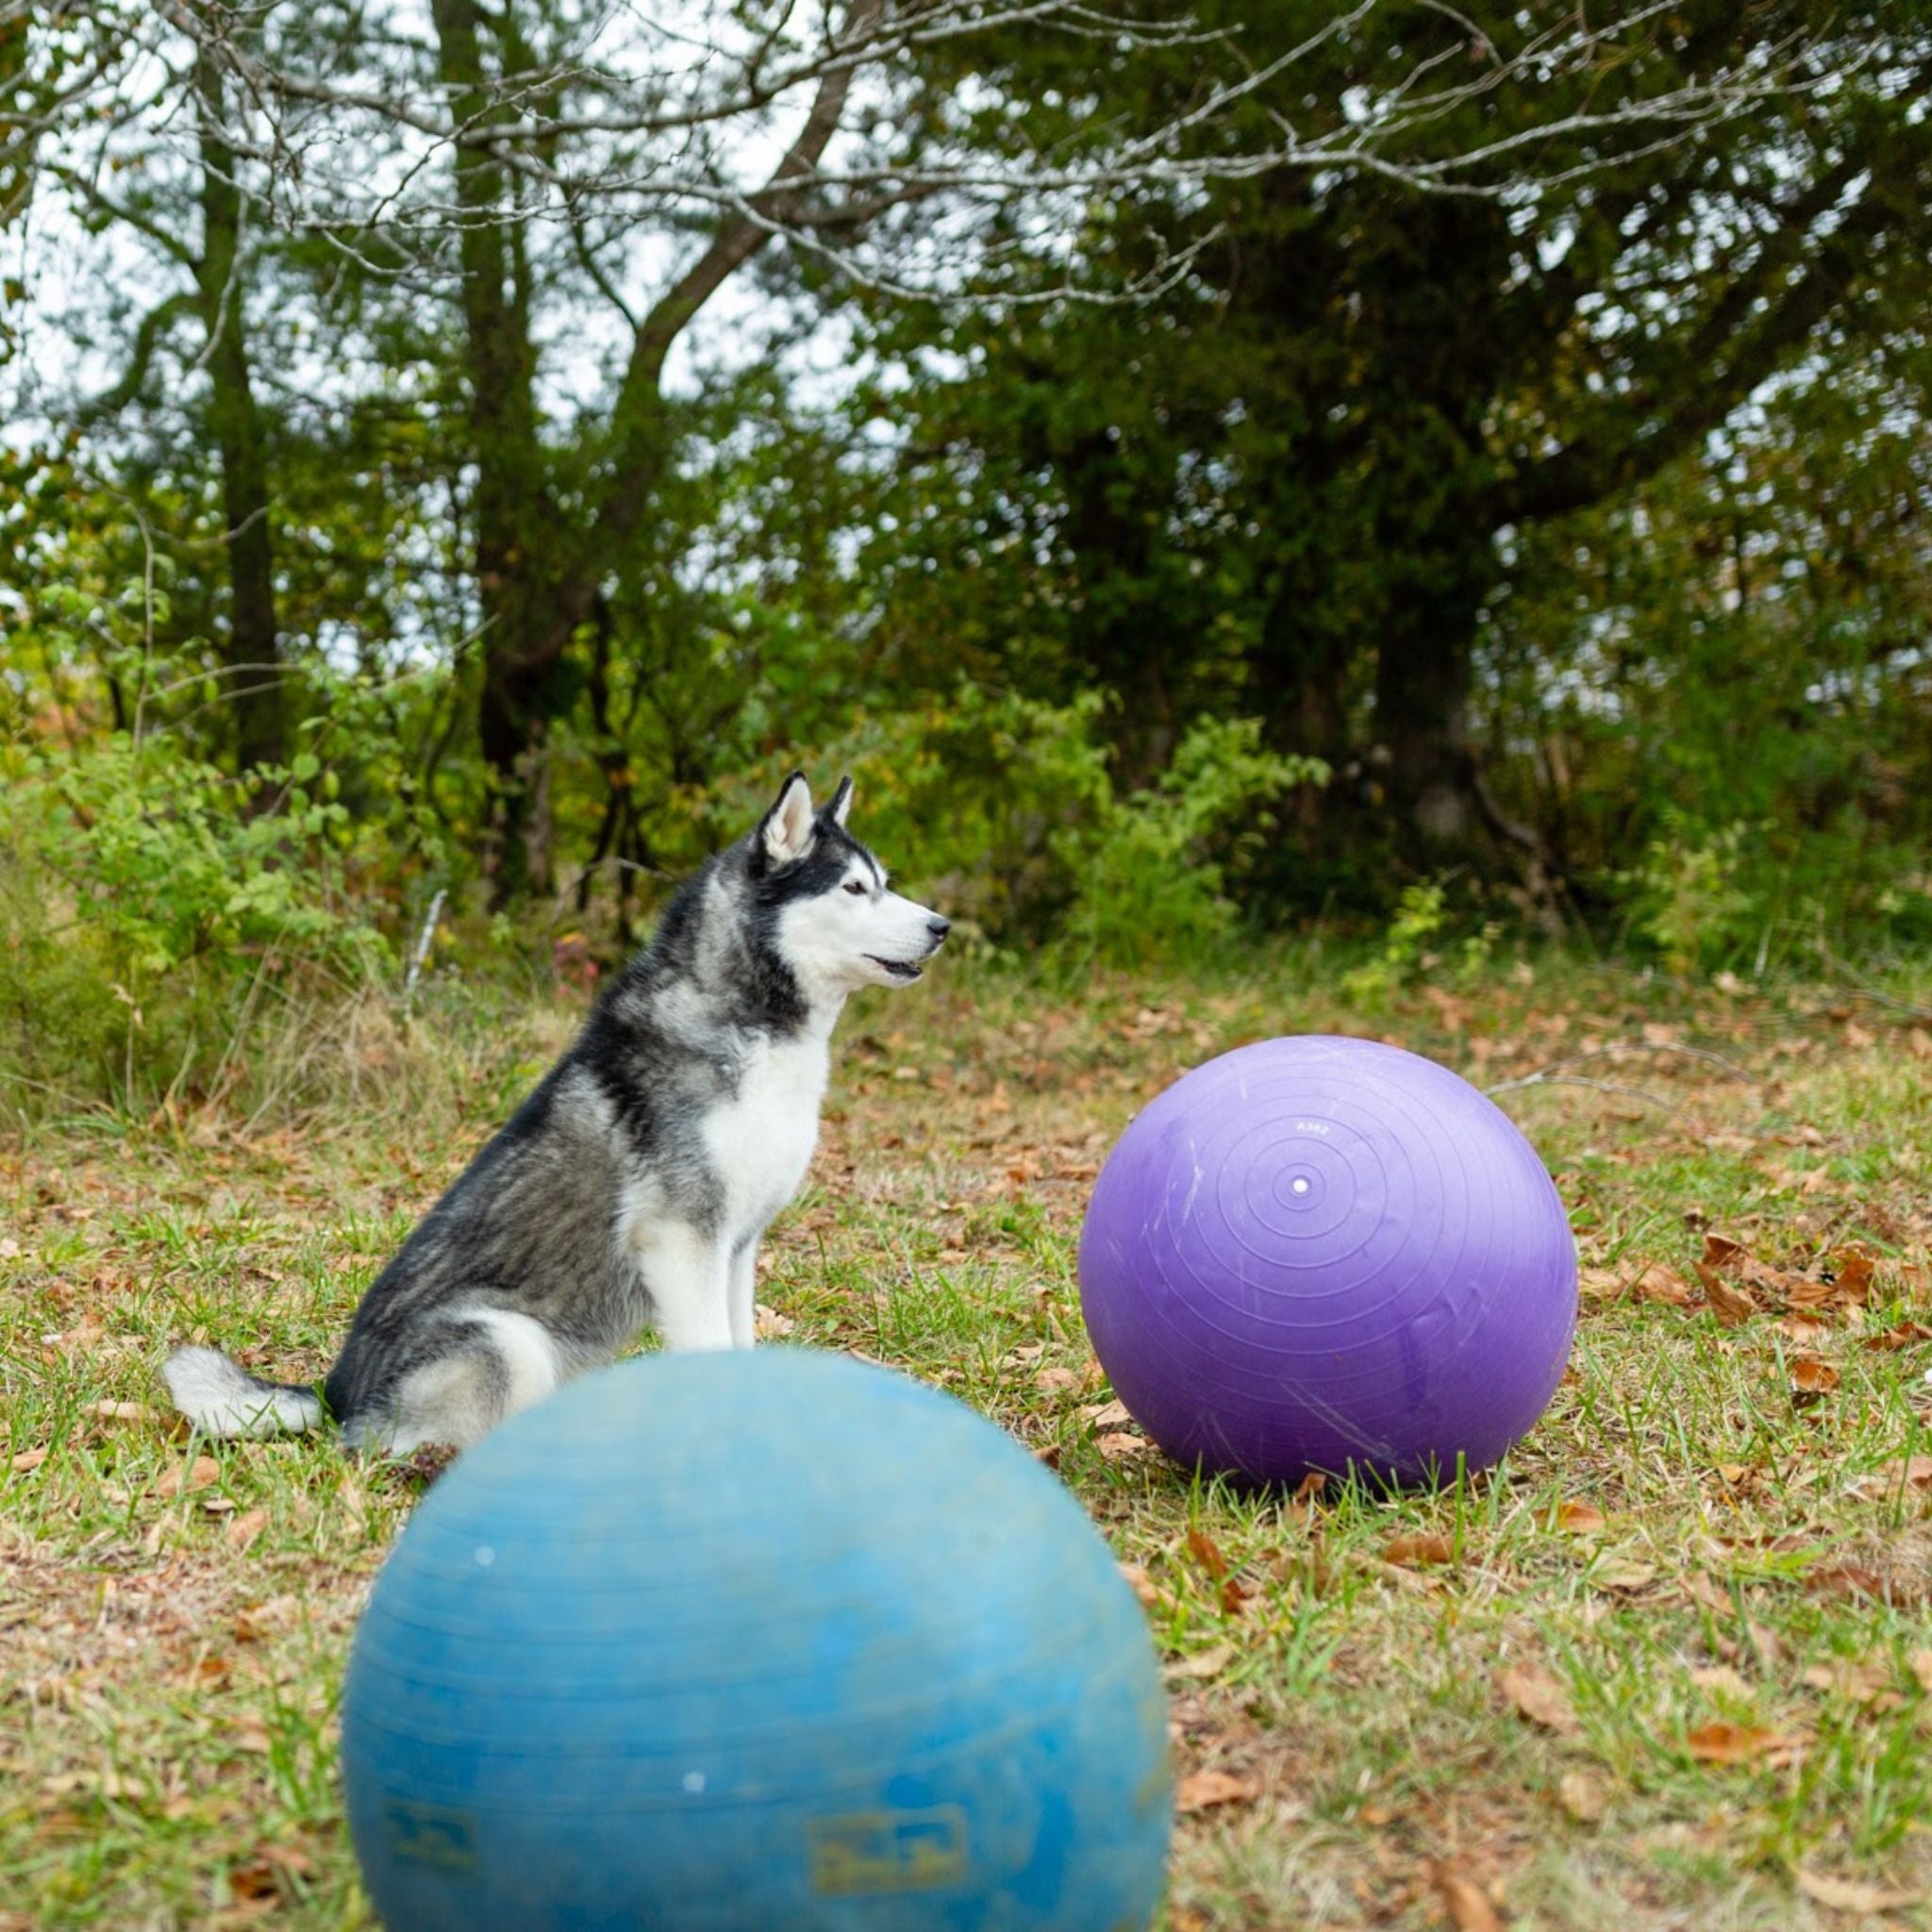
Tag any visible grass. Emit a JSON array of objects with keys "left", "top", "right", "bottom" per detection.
[{"left": 5, "top": 949, "right": 1932, "bottom": 1928}]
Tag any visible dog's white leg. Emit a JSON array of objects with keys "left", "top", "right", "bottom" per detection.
[
  {"left": 727, "top": 1240, "right": 759, "bottom": 1350},
  {"left": 643, "top": 1223, "right": 734, "bottom": 1352}
]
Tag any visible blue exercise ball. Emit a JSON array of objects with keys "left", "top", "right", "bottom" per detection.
[{"left": 341, "top": 1350, "right": 1172, "bottom": 1931}]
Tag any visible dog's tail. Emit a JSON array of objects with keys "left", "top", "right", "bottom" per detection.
[{"left": 161, "top": 1347, "right": 326, "bottom": 1440}]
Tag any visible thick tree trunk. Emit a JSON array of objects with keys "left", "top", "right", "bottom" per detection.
[
  {"left": 1372, "top": 592, "right": 1479, "bottom": 851},
  {"left": 1060, "top": 431, "right": 1177, "bottom": 789},
  {"left": 426, "top": 0, "right": 864, "bottom": 903},
  {"left": 1252, "top": 573, "right": 1355, "bottom": 835},
  {"left": 194, "top": 54, "right": 284, "bottom": 778},
  {"left": 431, "top": 0, "right": 571, "bottom": 901}
]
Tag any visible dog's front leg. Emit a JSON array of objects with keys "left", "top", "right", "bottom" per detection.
[
  {"left": 639, "top": 1222, "right": 734, "bottom": 1352},
  {"left": 726, "top": 1239, "right": 759, "bottom": 1350}
]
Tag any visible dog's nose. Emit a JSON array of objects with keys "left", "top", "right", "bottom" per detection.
[{"left": 928, "top": 918, "right": 951, "bottom": 942}]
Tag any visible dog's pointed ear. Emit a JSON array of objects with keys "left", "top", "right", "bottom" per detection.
[
  {"left": 759, "top": 771, "right": 816, "bottom": 866},
  {"left": 824, "top": 774, "right": 854, "bottom": 829}
]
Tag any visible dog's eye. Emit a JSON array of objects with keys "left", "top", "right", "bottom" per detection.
[{"left": 843, "top": 880, "right": 867, "bottom": 896}]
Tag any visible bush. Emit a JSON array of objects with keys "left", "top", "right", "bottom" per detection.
[
  {"left": 1053, "top": 715, "right": 1326, "bottom": 970},
  {"left": 767, "top": 686, "right": 1324, "bottom": 968},
  {"left": 0, "top": 736, "right": 391, "bottom": 1112}
]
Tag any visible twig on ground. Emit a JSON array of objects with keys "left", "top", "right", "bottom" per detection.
[
  {"left": 1485, "top": 1072, "right": 1714, "bottom": 1144},
  {"left": 1513, "top": 1041, "right": 1763, "bottom": 1087}
]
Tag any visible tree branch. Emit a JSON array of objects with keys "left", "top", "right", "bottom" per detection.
[
  {"left": 75, "top": 289, "right": 198, "bottom": 425},
  {"left": 590, "top": 0, "right": 886, "bottom": 554},
  {"left": 1493, "top": 122, "right": 1928, "bottom": 527}
]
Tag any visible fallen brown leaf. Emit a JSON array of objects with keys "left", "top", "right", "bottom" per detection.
[
  {"left": 1697, "top": 1265, "right": 1757, "bottom": 1326},
  {"left": 1557, "top": 1501, "right": 1607, "bottom": 1533},
  {"left": 1095, "top": 1432, "right": 1149, "bottom": 1460},
  {"left": 1807, "top": 1564, "right": 1923, "bottom": 1608},
  {"left": 225, "top": 1507, "right": 270, "bottom": 1552},
  {"left": 1629, "top": 1262, "right": 1692, "bottom": 1307},
  {"left": 1033, "top": 1366, "right": 1082, "bottom": 1393},
  {"left": 1800, "top": 1659, "right": 1893, "bottom": 1706},
  {"left": 1166, "top": 1641, "right": 1236, "bottom": 1682},
  {"left": 1383, "top": 1533, "right": 1457, "bottom": 1568},
  {"left": 92, "top": 1399, "right": 148, "bottom": 1423},
  {"left": 1794, "top": 1868, "right": 1921, "bottom": 1914},
  {"left": 9, "top": 1446, "right": 48, "bottom": 1474},
  {"left": 1118, "top": 1562, "right": 1161, "bottom": 1608},
  {"left": 1684, "top": 1722, "right": 1800, "bottom": 1767},
  {"left": 1174, "top": 1769, "right": 1257, "bottom": 1814},
  {"left": 1186, "top": 1530, "right": 1229, "bottom": 1579},
  {"left": 154, "top": 1455, "right": 221, "bottom": 1500},
  {"left": 1083, "top": 1398, "right": 1133, "bottom": 1429},
  {"left": 1830, "top": 1249, "right": 1876, "bottom": 1302},
  {"left": 1851, "top": 1455, "right": 1932, "bottom": 1502},
  {"left": 1496, "top": 1663, "right": 1580, "bottom": 1736},
  {"left": 1703, "top": 1233, "right": 1748, "bottom": 1268},
  {"left": 1790, "top": 1357, "right": 1840, "bottom": 1397},
  {"left": 1690, "top": 1664, "right": 1754, "bottom": 1699},
  {"left": 1908, "top": 1651, "right": 1932, "bottom": 1693},
  {"left": 1776, "top": 1313, "right": 1832, "bottom": 1344},
  {"left": 1557, "top": 1771, "right": 1607, "bottom": 1824},
  {"left": 1588, "top": 1557, "right": 1658, "bottom": 1593},
  {"left": 1863, "top": 1322, "right": 1932, "bottom": 1352},
  {"left": 1428, "top": 1861, "right": 1505, "bottom": 1932},
  {"left": 1786, "top": 1275, "right": 1842, "bottom": 1310},
  {"left": 227, "top": 1860, "right": 279, "bottom": 1903}
]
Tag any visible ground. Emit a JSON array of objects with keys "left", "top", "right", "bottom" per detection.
[{"left": 4, "top": 954, "right": 1932, "bottom": 1929}]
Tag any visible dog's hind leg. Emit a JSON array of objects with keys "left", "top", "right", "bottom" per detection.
[
  {"left": 638, "top": 1223, "right": 734, "bottom": 1352},
  {"left": 342, "top": 1308, "right": 564, "bottom": 1455}
]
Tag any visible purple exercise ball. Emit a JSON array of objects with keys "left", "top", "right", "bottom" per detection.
[{"left": 1077, "top": 1036, "right": 1577, "bottom": 1487}]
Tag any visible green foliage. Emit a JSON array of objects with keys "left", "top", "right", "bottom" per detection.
[
  {"left": 8, "top": 5, "right": 1930, "bottom": 978},
  {"left": 0, "top": 736, "right": 391, "bottom": 1109},
  {"left": 789, "top": 689, "right": 1323, "bottom": 968},
  {"left": 1619, "top": 816, "right": 1761, "bottom": 974},
  {"left": 1339, "top": 881, "right": 1452, "bottom": 1004},
  {"left": 1054, "top": 716, "right": 1327, "bottom": 970},
  {"left": 778, "top": 684, "right": 1117, "bottom": 943}
]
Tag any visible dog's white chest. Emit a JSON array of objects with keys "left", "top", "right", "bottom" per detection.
[{"left": 708, "top": 1034, "right": 829, "bottom": 1238}]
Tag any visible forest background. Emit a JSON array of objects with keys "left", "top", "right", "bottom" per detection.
[{"left": 3, "top": 0, "right": 1929, "bottom": 1110}]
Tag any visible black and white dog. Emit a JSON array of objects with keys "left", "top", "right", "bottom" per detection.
[{"left": 161, "top": 774, "right": 947, "bottom": 1453}]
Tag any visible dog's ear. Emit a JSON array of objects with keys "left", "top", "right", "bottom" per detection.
[
  {"left": 824, "top": 774, "right": 854, "bottom": 829},
  {"left": 759, "top": 771, "right": 816, "bottom": 866}
]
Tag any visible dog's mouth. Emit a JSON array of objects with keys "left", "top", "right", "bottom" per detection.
[{"left": 867, "top": 956, "right": 924, "bottom": 981}]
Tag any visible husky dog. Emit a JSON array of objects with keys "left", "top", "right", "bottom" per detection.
[{"left": 161, "top": 773, "right": 947, "bottom": 1454}]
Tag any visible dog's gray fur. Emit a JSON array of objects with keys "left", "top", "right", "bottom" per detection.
[{"left": 162, "top": 774, "right": 946, "bottom": 1453}]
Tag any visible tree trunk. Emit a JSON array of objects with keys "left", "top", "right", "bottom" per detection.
[
  {"left": 1252, "top": 570, "right": 1356, "bottom": 834},
  {"left": 431, "top": 0, "right": 568, "bottom": 901},
  {"left": 1060, "top": 430, "right": 1177, "bottom": 789},
  {"left": 1373, "top": 591, "right": 1479, "bottom": 852},
  {"left": 194, "top": 52, "right": 284, "bottom": 778}
]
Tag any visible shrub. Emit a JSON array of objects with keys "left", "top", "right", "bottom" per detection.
[{"left": 0, "top": 736, "right": 391, "bottom": 1112}]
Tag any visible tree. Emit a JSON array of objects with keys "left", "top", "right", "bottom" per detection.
[
  {"left": 8, "top": 4, "right": 295, "bottom": 774},
  {"left": 859, "top": 1, "right": 1929, "bottom": 891},
  {"left": 155, "top": 0, "right": 1810, "bottom": 896}
]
